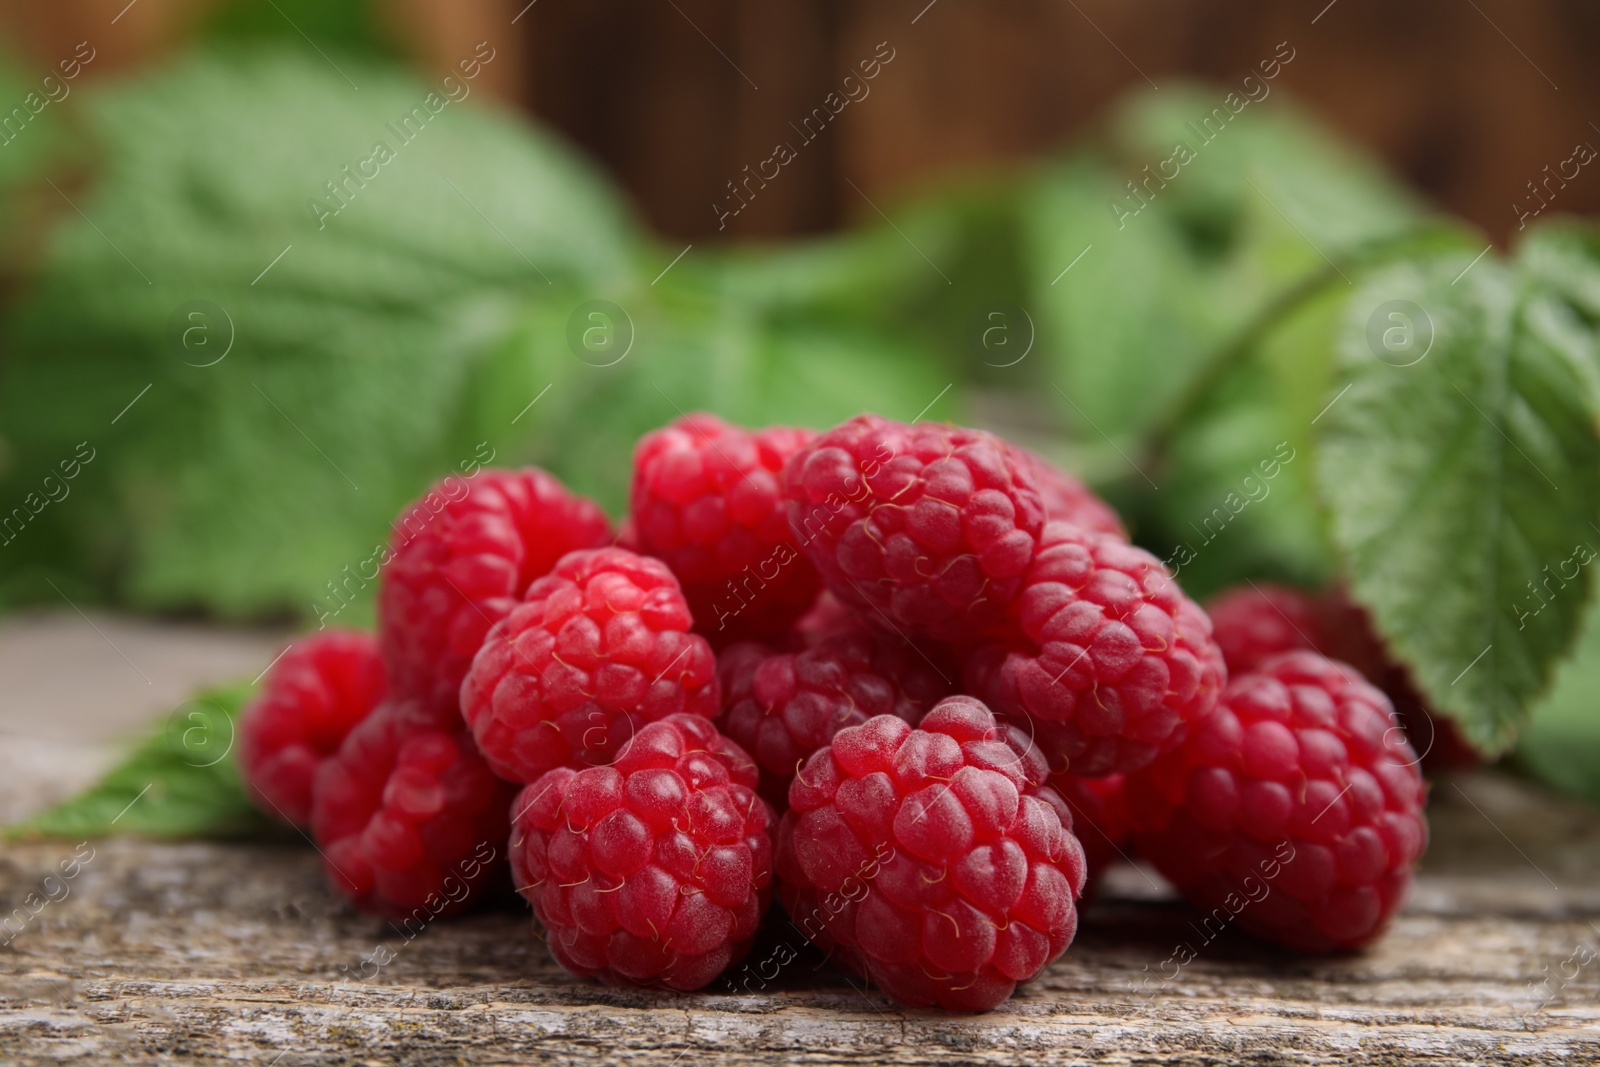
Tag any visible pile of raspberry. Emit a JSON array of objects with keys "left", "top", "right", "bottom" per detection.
[{"left": 237, "top": 411, "right": 1432, "bottom": 1012}]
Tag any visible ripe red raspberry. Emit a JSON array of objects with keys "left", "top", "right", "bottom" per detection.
[
  {"left": 965, "top": 522, "right": 1226, "bottom": 776},
  {"left": 1208, "top": 583, "right": 1480, "bottom": 770},
  {"left": 718, "top": 627, "right": 954, "bottom": 802},
  {"left": 1008, "top": 445, "right": 1125, "bottom": 538},
  {"left": 631, "top": 414, "right": 820, "bottom": 646},
  {"left": 1052, "top": 772, "right": 1132, "bottom": 887},
  {"left": 790, "top": 590, "right": 860, "bottom": 648},
  {"left": 379, "top": 468, "right": 611, "bottom": 721},
  {"left": 311, "top": 700, "right": 515, "bottom": 919},
  {"left": 460, "top": 547, "right": 720, "bottom": 783},
  {"left": 238, "top": 630, "right": 387, "bottom": 828},
  {"left": 1317, "top": 589, "right": 1482, "bottom": 770},
  {"left": 1127, "top": 651, "right": 1428, "bottom": 952},
  {"left": 1206, "top": 583, "right": 1328, "bottom": 673},
  {"left": 509, "top": 714, "right": 774, "bottom": 990},
  {"left": 784, "top": 415, "right": 1046, "bottom": 643},
  {"left": 776, "top": 696, "right": 1086, "bottom": 1011}
]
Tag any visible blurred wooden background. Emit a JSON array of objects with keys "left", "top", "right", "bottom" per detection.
[{"left": 1, "top": 0, "right": 1596, "bottom": 244}]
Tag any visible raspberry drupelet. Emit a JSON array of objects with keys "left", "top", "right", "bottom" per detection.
[
  {"left": 509, "top": 715, "right": 775, "bottom": 990},
  {"left": 776, "top": 696, "right": 1086, "bottom": 1011},
  {"left": 1127, "top": 651, "right": 1428, "bottom": 952},
  {"left": 1205, "top": 583, "right": 1328, "bottom": 674},
  {"left": 239, "top": 630, "right": 387, "bottom": 828},
  {"left": 631, "top": 413, "right": 821, "bottom": 647},
  {"left": 1007, "top": 444, "right": 1125, "bottom": 538},
  {"left": 311, "top": 699, "right": 515, "bottom": 920},
  {"left": 783, "top": 415, "right": 1047, "bottom": 644},
  {"left": 718, "top": 625, "right": 954, "bottom": 803},
  {"left": 965, "top": 521, "right": 1227, "bottom": 777},
  {"left": 379, "top": 468, "right": 611, "bottom": 721},
  {"left": 460, "top": 547, "right": 720, "bottom": 783}
]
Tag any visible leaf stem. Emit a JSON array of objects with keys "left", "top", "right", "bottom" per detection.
[{"left": 1141, "top": 223, "right": 1476, "bottom": 469}]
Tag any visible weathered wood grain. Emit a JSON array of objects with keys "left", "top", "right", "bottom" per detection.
[{"left": 3, "top": 770, "right": 1599, "bottom": 1065}]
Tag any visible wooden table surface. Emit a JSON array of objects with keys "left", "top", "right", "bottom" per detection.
[{"left": 1, "top": 614, "right": 1598, "bottom": 1065}]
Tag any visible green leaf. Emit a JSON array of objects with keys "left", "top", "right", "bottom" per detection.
[
  {"left": 0, "top": 48, "right": 638, "bottom": 618},
  {"left": 1140, "top": 285, "right": 1348, "bottom": 598},
  {"left": 1518, "top": 593, "right": 1600, "bottom": 806},
  {"left": 196, "top": 0, "right": 399, "bottom": 59},
  {"left": 7, "top": 683, "right": 276, "bottom": 840},
  {"left": 1026, "top": 85, "right": 1423, "bottom": 447},
  {"left": 1134, "top": 225, "right": 1479, "bottom": 595},
  {"left": 1316, "top": 224, "right": 1600, "bottom": 753}
]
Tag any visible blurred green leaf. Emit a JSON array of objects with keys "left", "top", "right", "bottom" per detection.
[
  {"left": 1316, "top": 224, "right": 1600, "bottom": 754},
  {"left": 0, "top": 49, "right": 638, "bottom": 617},
  {"left": 1026, "top": 86, "right": 1423, "bottom": 448},
  {"left": 8, "top": 683, "right": 274, "bottom": 840},
  {"left": 198, "top": 0, "right": 399, "bottom": 58},
  {"left": 1134, "top": 225, "right": 1479, "bottom": 596},
  {"left": 1141, "top": 286, "right": 1346, "bottom": 598}
]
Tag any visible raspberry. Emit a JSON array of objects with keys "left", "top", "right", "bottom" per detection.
[
  {"left": 1208, "top": 583, "right": 1481, "bottom": 769},
  {"left": 311, "top": 699, "right": 515, "bottom": 919},
  {"left": 965, "top": 522, "right": 1226, "bottom": 776},
  {"left": 1126, "top": 651, "right": 1428, "bottom": 952},
  {"left": 1206, "top": 583, "right": 1328, "bottom": 673},
  {"left": 1052, "top": 772, "right": 1132, "bottom": 887},
  {"left": 790, "top": 590, "right": 860, "bottom": 648},
  {"left": 1008, "top": 445, "right": 1125, "bottom": 538},
  {"left": 1317, "top": 589, "right": 1482, "bottom": 770},
  {"left": 379, "top": 468, "right": 611, "bottom": 720},
  {"left": 238, "top": 630, "right": 387, "bottom": 828},
  {"left": 783, "top": 415, "right": 1046, "bottom": 643},
  {"left": 632, "top": 413, "right": 820, "bottom": 646},
  {"left": 460, "top": 547, "right": 720, "bottom": 783},
  {"left": 776, "top": 696, "right": 1086, "bottom": 1011},
  {"left": 509, "top": 714, "right": 774, "bottom": 990},
  {"left": 718, "top": 626, "right": 954, "bottom": 802}
]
